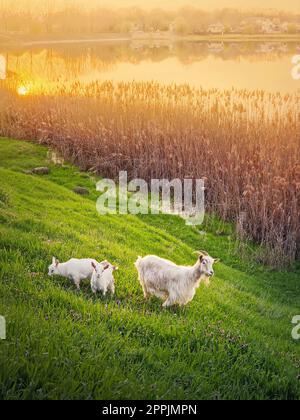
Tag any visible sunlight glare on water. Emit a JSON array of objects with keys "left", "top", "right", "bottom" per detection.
[{"left": 17, "top": 86, "right": 30, "bottom": 96}]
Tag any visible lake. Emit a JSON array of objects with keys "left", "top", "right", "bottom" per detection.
[{"left": 1, "top": 39, "right": 299, "bottom": 93}]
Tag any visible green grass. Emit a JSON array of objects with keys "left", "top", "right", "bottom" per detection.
[{"left": 0, "top": 137, "right": 299, "bottom": 400}]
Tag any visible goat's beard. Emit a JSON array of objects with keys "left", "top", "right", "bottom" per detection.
[{"left": 202, "top": 276, "right": 211, "bottom": 287}]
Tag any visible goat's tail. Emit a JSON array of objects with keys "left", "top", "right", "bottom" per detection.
[{"left": 134, "top": 256, "right": 143, "bottom": 270}]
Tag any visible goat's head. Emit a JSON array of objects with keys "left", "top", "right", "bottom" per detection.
[
  {"left": 195, "top": 251, "right": 220, "bottom": 279},
  {"left": 91, "top": 261, "right": 118, "bottom": 280},
  {"left": 48, "top": 256, "right": 60, "bottom": 276},
  {"left": 100, "top": 260, "right": 118, "bottom": 271}
]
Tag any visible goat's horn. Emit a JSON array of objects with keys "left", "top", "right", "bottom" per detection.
[
  {"left": 195, "top": 250, "right": 209, "bottom": 256},
  {"left": 200, "top": 250, "right": 209, "bottom": 256}
]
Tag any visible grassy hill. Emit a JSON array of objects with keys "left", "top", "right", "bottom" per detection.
[{"left": 0, "top": 137, "right": 299, "bottom": 400}]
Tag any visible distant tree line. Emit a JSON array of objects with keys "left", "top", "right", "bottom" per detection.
[{"left": 0, "top": 5, "right": 299, "bottom": 35}]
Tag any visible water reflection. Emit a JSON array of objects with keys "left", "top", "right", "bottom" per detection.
[{"left": 1, "top": 41, "right": 299, "bottom": 92}]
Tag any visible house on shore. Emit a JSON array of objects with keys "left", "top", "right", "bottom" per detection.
[{"left": 207, "top": 23, "right": 226, "bottom": 34}]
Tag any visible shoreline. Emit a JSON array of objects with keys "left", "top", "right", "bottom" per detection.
[{"left": 1, "top": 32, "right": 300, "bottom": 48}]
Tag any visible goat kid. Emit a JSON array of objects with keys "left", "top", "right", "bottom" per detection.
[
  {"left": 91, "top": 261, "right": 118, "bottom": 296},
  {"left": 135, "top": 251, "right": 219, "bottom": 308},
  {"left": 48, "top": 257, "right": 97, "bottom": 289}
]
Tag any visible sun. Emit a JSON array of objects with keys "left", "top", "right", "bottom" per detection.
[{"left": 17, "top": 86, "right": 29, "bottom": 96}]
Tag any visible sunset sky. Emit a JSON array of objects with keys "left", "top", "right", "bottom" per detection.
[{"left": 4, "top": 0, "right": 300, "bottom": 13}]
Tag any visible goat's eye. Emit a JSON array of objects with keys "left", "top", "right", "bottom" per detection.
[{"left": 202, "top": 260, "right": 207, "bottom": 265}]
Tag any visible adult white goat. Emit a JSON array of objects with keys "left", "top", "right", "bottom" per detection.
[
  {"left": 135, "top": 251, "right": 219, "bottom": 308},
  {"left": 91, "top": 261, "right": 118, "bottom": 296},
  {"left": 48, "top": 257, "right": 98, "bottom": 289}
]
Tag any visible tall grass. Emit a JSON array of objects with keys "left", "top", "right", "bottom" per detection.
[{"left": 0, "top": 80, "right": 299, "bottom": 266}]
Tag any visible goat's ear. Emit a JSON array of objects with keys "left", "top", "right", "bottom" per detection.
[
  {"left": 214, "top": 258, "right": 220, "bottom": 264},
  {"left": 113, "top": 266, "right": 118, "bottom": 271},
  {"left": 52, "top": 257, "right": 56, "bottom": 264},
  {"left": 55, "top": 259, "right": 59, "bottom": 267}
]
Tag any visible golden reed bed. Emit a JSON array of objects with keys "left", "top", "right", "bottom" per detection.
[{"left": 0, "top": 80, "right": 299, "bottom": 266}]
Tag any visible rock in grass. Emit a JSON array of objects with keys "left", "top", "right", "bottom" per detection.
[
  {"left": 73, "top": 186, "right": 89, "bottom": 196},
  {"left": 216, "top": 230, "right": 228, "bottom": 236},
  {"left": 32, "top": 167, "right": 50, "bottom": 175},
  {"left": 24, "top": 167, "right": 50, "bottom": 175}
]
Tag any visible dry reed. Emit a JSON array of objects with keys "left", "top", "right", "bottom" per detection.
[{"left": 0, "top": 80, "right": 299, "bottom": 266}]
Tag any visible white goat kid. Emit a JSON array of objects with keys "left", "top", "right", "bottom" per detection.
[
  {"left": 91, "top": 261, "right": 118, "bottom": 296},
  {"left": 135, "top": 251, "right": 219, "bottom": 308},
  {"left": 48, "top": 257, "right": 98, "bottom": 290}
]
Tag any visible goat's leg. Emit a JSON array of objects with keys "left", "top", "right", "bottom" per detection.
[
  {"left": 162, "top": 295, "right": 176, "bottom": 308},
  {"left": 179, "top": 292, "right": 194, "bottom": 307},
  {"left": 150, "top": 289, "right": 167, "bottom": 299},
  {"left": 73, "top": 278, "right": 81, "bottom": 290},
  {"left": 142, "top": 286, "right": 149, "bottom": 299},
  {"left": 139, "top": 277, "right": 149, "bottom": 299},
  {"left": 109, "top": 283, "right": 115, "bottom": 295}
]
